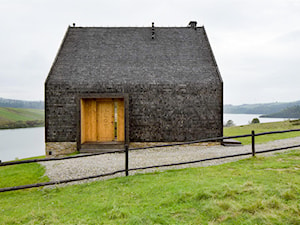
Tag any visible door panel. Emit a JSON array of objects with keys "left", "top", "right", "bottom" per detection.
[
  {"left": 86, "top": 99, "right": 97, "bottom": 141},
  {"left": 96, "top": 99, "right": 115, "bottom": 142},
  {"left": 81, "top": 99, "right": 97, "bottom": 143},
  {"left": 81, "top": 98, "right": 125, "bottom": 143}
]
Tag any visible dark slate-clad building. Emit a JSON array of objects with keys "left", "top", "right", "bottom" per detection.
[{"left": 45, "top": 21, "right": 223, "bottom": 156}]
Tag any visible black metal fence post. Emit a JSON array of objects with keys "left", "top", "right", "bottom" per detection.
[
  {"left": 251, "top": 130, "right": 256, "bottom": 156},
  {"left": 125, "top": 144, "right": 129, "bottom": 176}
]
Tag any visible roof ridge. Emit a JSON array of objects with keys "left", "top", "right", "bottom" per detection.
[{"left": 68, "top": 26, "right": 204, "bottom": 29}]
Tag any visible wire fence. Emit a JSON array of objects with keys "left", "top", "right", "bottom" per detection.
[{"left": 1, "top": 129, "right": 300, "bottom": 193}]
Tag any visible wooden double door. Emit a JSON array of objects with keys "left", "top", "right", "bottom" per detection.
[{"left": 81, "top": 98, "right": 124, "bottom": 143}]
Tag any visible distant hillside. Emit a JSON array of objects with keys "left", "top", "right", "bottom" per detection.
[
  {"left": 0, "top": 107, "right": 44, "bottom": 129},
  {"left": 0, "top": 97, "right": 44, "bottom": 109},
  {"left": 224, "top": 100, "right": 300, "bottom": 115},
  {"left": 260, "top": 105, "right": 300, "bottom": 119}
]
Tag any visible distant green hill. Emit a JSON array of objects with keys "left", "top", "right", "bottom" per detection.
[
  {"left": 0, "top": 107, "right": 44, "bottom": 129},
  {"left": 260, "top": 105, "right": 300, "bottom": 119},
  {"left": 224, "top": 100, "right": 300, "bottom": 115}
]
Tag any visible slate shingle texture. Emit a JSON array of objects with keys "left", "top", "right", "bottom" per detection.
[{"left": 45, "top": 25, "right": 223, "bottom": 144}]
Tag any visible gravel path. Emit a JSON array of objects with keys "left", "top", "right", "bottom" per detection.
[{"left": 40, "top": 137, "right": 300, "bottom": 186}]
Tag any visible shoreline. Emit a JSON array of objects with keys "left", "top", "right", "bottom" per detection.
[{"left": 0, "top": 120, "right": 44, "bottom": 130}]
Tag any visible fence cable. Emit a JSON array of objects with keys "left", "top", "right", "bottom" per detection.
[{"left": 1, "top": 129, "right": 300, "bottom": 192}]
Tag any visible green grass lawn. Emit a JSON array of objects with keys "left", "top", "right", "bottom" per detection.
[
  {"left": 224, "top": 120, "right": 300, "bottom": 145},
  {"left": 0, "top": 163, "right": 49, "bottom": 188},
  {"left": 0, "top": 107, "right": 44, "bottom": 129},
  {"left": 0, "top": 150, "right": 299, "bottom": 224}
]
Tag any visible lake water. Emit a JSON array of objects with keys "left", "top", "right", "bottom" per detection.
[
  {"left": 0, "top": 114, "right": 291, "bottom": 162},
  {"left": 0, "top": 127, "right": 45, "bottom": 162},
  {"left": 223, "top": 114, "right": 288, "bottom": 126}
]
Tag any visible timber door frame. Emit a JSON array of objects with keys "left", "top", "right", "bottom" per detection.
[{"left": 77, "top": 93, "right": 129, "bottom": 151}]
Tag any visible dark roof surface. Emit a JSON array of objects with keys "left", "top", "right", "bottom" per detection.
[{"left": 46, "top": 26, "right": 222, "bottom": 86}]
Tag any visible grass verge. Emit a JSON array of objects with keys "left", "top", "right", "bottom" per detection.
[
  {"left": 0, "top": 150, "right": 299, "bottom": 224},
  {"left": 0, "top": 163, "right": 49, "bottom": 188},
  {"left": 224, "top": 120, "right": 300, "bottom": 145}
]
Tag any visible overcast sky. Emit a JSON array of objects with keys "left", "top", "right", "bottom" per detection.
[{"left": 0, "top": 0, "right": 299, "bottom": 105}]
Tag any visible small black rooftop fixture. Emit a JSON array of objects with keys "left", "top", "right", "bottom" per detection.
[
  {"left": 73, "top": 23, "right": 76, "bottom": 27},
  {"left": 151, "top": 22, "right": 155, "bottom": 39},
  {"left": 188, "top": 21, "right": 197, "bottom": 29}
]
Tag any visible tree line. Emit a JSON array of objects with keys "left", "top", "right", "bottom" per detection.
[{"left": 0, "top": 98, "right": 44, "bottom": 109}]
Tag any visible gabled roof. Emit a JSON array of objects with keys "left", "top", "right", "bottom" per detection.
[{"left": 46, "top": 25, "right": 222, "bottom": 86}]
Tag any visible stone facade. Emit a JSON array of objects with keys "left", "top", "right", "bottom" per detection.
[
  {"left": 45, "top": 23, "right": 223, "bottom": 155},
  {"left": 45, "top": 142, "right": 77, "bottom": 156}
]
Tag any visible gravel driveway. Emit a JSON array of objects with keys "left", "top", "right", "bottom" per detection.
[{"left": 40, "top": 137, "right": 300, "bottom": 185}]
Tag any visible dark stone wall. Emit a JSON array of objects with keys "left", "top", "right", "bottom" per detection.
[
  {"left": 45, "top": 83, "right": 77, "bottom": 142},
  {"left": 45, "top": 81, "right": 223, "bottom": 143}
]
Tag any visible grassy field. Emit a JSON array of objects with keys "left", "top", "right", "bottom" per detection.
[
  {"left": 224, "top": 119, "right": 300, "bottom": 145},
  {"left": 0, "top": 120, "right": 300, "bottom": 224},
  {"left": 0, "top": 149, "right": 299, "bottom": 224},
  {"left": 0, "top": 107, "right": 44, "bottom": 129}
]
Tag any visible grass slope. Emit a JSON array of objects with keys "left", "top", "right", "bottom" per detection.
[
  {"left": 0, "top": 163, "right": 49, "bottom": 188},
  {"left": 0, "top": 150, "right": 299, "bottom": 224},
  {"left": 0, "top": 107, "right": 44, "bottom": 129},
  {"left": 224, "top": 119, "right": 300, "bottom": 145}
]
